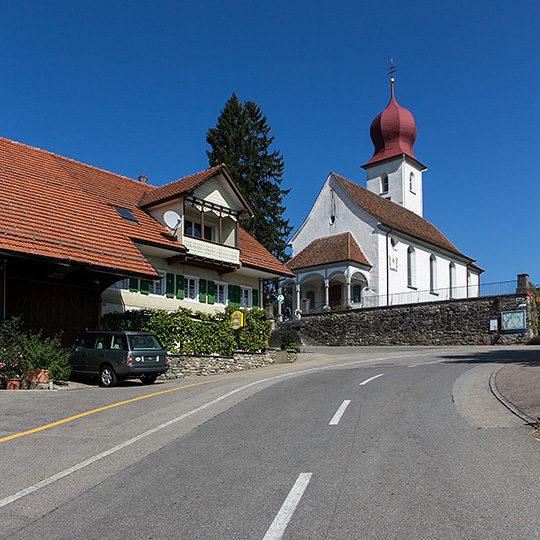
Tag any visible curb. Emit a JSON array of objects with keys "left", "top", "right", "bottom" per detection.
[{"left": 489, "top": 365, "right": 535, "bottom": 425}]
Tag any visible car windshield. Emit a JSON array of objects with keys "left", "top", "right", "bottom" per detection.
[{"left": 127, "top": 334, "right": 163, "bottom": 351}]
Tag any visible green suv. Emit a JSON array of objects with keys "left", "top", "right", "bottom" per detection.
[{"left": 70, "top": 331, "right": 169, "bottom": 387}]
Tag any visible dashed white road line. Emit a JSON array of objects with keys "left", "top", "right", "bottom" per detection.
[
  {"left": 262, "top": 473, "right": 313, "bottom": 540},
  {"left": 329, "top": 400, "right": 352, "bottom": 425},
  {"left": 359, "top": 373, "right": 384, "bottom": 386}
]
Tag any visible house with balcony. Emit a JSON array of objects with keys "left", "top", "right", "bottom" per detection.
[
  {"left": 102, "top": 164, "right": 293, "bottom": 315},
  {"left": 0, "top": 137, "right": 292, "bottom": 345}
]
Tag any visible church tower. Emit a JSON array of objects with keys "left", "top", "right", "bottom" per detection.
[{"left": 362, "top": 74, "right": 427, "bottom": 217}]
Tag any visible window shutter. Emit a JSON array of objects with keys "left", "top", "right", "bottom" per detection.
[
  {"left": 166, "top": 273, "right": 175, "bottom": 298},
  {"left": 252, "top": 289, "right": 259, "bottom": 308},
  {"left": 129, "top": 278, "right": 139, "bottom": 292},
  {"left": 176, "top": 275, "right": 185, "bottom": 299},
  {"left": 235, "top": 285, "right": 241, "bottom": 307},
  {"left": 228, "top": 284, "right": 234, "bottom": 306},
  {"left": 140, "top": 280, "right": 150, "bottom": 295},
  {"left": 207, "top": 280, "right": 215, "bottom": 304},
  {"left": 199, "top": 279, "right": 207, "bottom": 303}
]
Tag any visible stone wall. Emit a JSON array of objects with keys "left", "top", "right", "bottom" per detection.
[
  {"left": 285, "top": 294, "right": 538, "bottom": 347},
  {"left": 163, "top": 349, "right": 297, "bottom": 379}
]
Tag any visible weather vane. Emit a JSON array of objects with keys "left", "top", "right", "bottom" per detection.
[{"left": 387, "top": 59, "right": 397, "bottom": 83}]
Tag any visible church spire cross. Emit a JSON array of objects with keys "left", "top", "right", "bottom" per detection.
[{"left": 387, "top": 59, "right": 397, "bottom": 83}]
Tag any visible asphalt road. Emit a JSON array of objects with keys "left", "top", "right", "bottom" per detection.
[{"left": 1, "top": 346, "right": 539, "bottom": 539}]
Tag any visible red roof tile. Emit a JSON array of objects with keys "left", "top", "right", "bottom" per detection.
[
  {"left": 0, "top": 137, "right": 291, "bottom": 279},
  {"left": 238, "top": 228, "right": 294, "bottom": 277},
  {"left": 287, "top": 232, "right": 370, "bottom": 271}
]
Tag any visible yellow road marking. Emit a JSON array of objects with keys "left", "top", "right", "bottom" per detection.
[{"left": 0, "top": 357, "right": 332, "bottom": 444}]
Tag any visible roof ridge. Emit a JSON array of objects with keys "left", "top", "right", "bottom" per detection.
[{"left": 0, "top": 136, "right": 153, "bottom": 189}]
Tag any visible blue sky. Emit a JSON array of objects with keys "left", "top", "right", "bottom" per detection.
[{"left": 0, "top": 1, "right": 538, "bottom": 285}]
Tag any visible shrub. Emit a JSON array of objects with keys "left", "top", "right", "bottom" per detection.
[
  {"left": 101, "top": 306, "right": 272, "bottom": 356},
  {"left": 0, "top": 317, "right": 71, "bottom": 381},
  {"left": 281, "top": 325, "right": 300, "bottom": 352}
]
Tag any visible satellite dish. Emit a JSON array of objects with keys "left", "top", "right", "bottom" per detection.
[{"left": 163, "top": 210, "right": 182, "bottom": 231}]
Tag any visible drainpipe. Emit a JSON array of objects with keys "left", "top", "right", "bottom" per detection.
[{"left": 2, "top": 259, "right": 6, "bottom": 320}]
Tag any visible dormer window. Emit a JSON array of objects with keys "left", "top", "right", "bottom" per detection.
[{"left": 381, "top": 174, "right": 389, "bottom": 194}]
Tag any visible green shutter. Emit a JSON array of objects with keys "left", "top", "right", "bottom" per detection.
[
  {"left": 253, "top": 289, "right": 259, "bottom": 308},
  {"left": 207, "top": 280, "right": 215, "bottom": 304},
  {"left": 228, "top": 284, "right": 237, "bottom": 307},
  {"left": 140, "top": 280, "right": 150, "bottom": 295},
  {"left": 129, "top": 278, "right": 139, "bottom": 292},
  {"left": 232, "top": 285, "right": 240, "bottom": 307},
  {"left": 176, "top": 275, "right": 185, "bottom": 299},
  {"left": 166, "top": 273, "right": 175, "bottom": 298},
  {"left": 199, "top": 279, "right": 207, "bottom": 303}
]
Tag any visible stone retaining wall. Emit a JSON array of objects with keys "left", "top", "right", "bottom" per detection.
[
  {"left": 164, "top": 349, "right": 297, "bottom": 379},
  {"left": 286, "top": 294, "right": 538, "bottom": 347}
]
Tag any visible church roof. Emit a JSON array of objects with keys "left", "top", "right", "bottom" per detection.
[
  {"left": 286, "top": 232, "right": 371, "bottom": 271},
  {"left": 363, "top": 82, "right": 422, "bottom": 168},
  {"left": 332, "top": 173, "right": 480, "bottom": 267}
]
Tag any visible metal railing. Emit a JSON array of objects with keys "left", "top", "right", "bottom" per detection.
[{"left": 298, "top": 280, "right": 518, "bottom": 314}]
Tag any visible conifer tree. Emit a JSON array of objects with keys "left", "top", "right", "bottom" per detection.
[{"left": 206, "top": 93, "right": 292, "bottom": 262}]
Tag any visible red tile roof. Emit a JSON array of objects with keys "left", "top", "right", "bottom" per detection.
[
  {"left": 287, "top": 232, "right": 370, "bottom": 271},
  {"left": 139, "top": 165, "right": 224, "bottom": 207},
  {"left": 238, "top": 228, "right": 293, "bottom": 277},
  {"left": 332, "top": 173, "right": 477, "bottom": 262},
  {"left": 0, "top": 137, "right": 290, "bottom": 279}
]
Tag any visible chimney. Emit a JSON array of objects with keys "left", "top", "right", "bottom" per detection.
[{"left": 138, "top": 175, "right": 148, "bottom": 183}]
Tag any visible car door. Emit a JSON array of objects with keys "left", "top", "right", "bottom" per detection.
[
  {"left": 71, "top": 333, "right": 97, "bottom": 373},
  {"left": 85, "top": 333, "right": 110, "bottom": 374}
]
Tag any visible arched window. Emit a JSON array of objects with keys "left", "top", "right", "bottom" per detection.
[
  {"left": 449, "top": 262, "right": 456, "bottom": 298},
  {"left": 407, "top": 246, "right": 416, "bottom": 288},
  {"left": 352, "top": 285, "right": 362, "bottom": 303},
  {"left": 409, "top": 172, "right": 415, "bottom": 192},
  {"left": 430, "top": 255, "right": 437, "bottom": 293},
  {"left": 381, "top": 173, "right": 389, "bottom": 194}
]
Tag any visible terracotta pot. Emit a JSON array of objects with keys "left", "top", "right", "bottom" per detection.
[
  {"left": 5, "top": 377, "right": 22, "bottom": 390},
  {"left": 22, "top": 368, "right": 50, "bottom": 384}
]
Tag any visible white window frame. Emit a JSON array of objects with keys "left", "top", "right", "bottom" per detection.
[
  {"left": 215, "top": 282, "right": 227, "bottom": 305},
  {"left": 430, "top": 255, "right": 438, "bottom": 294},
  {"left": 185, "top": 276, "right": 199, "bottom": 301},
  {"left": 184, "top": 218, "right": 216, "bottom": 242},
  {"left": 240, "top": 287, "right": 251, "bottom": 308},
  {"left": 148, "top": 271, "right": 166, "bottom": 296},
  {"left": 407, "top": 246, "right": 416, "bottom": 289},
  {"left": 409, "top": 172, "right": 415, "bottom": 193}
]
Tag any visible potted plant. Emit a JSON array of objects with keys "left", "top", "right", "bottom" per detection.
[{"left": 0, "top": 345, "right": 23, "bottom": 389}]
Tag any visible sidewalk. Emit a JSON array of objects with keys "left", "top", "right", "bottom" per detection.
[{"left": 492, "top": 364, "right": 540, "bottom": 424}]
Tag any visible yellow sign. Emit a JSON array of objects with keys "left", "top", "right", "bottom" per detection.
[{"left": 230, "top": 311, "right": 244, "bottom": 330}]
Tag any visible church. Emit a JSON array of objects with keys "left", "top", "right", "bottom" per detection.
[{"left": 283, "top": 77, "right": 482, "bottom": 315}]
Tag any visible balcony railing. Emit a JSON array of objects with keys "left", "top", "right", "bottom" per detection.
[{"left": 183, "top": 236, "right": 240, "bottom": 265}]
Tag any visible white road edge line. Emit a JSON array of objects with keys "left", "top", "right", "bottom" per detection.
[
  {"left": 329, "top": 399, "right": 351, "bottom": 425},
  {"left": 359, "top": 373, "right": 384, "bottom": 386},
  {"left": 0, "top": 351, "right": 437, "bottom": 509},
  {"left": 262, "top": 473, "right": 313, "bottom": 540}
]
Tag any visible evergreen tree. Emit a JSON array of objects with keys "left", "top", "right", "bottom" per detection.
[{"left": 206, "top": 93, "right": 292, "bottom": 261}]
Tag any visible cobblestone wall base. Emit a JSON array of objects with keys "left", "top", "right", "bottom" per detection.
[{"left": 163, "top": 349, "right": 297, "bottom": 379}]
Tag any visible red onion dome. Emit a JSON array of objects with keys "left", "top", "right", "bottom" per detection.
[{"left": 363, "top": 82, "right": 417, "bottom": 167}]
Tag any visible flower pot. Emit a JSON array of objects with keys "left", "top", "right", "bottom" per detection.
[
  {"left": 22, "top": 368, "right": 50, "bottom": 384},
  {"left": 5, "top": 377, "right": 22, "bottom": 390}
]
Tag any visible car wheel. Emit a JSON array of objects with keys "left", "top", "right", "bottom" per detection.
[
  {"left": 140, "top": 374, "right": 157, "bottom": 385},
  {"left": 100, "top": 365, "right": 118, "bottom": 387}
]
